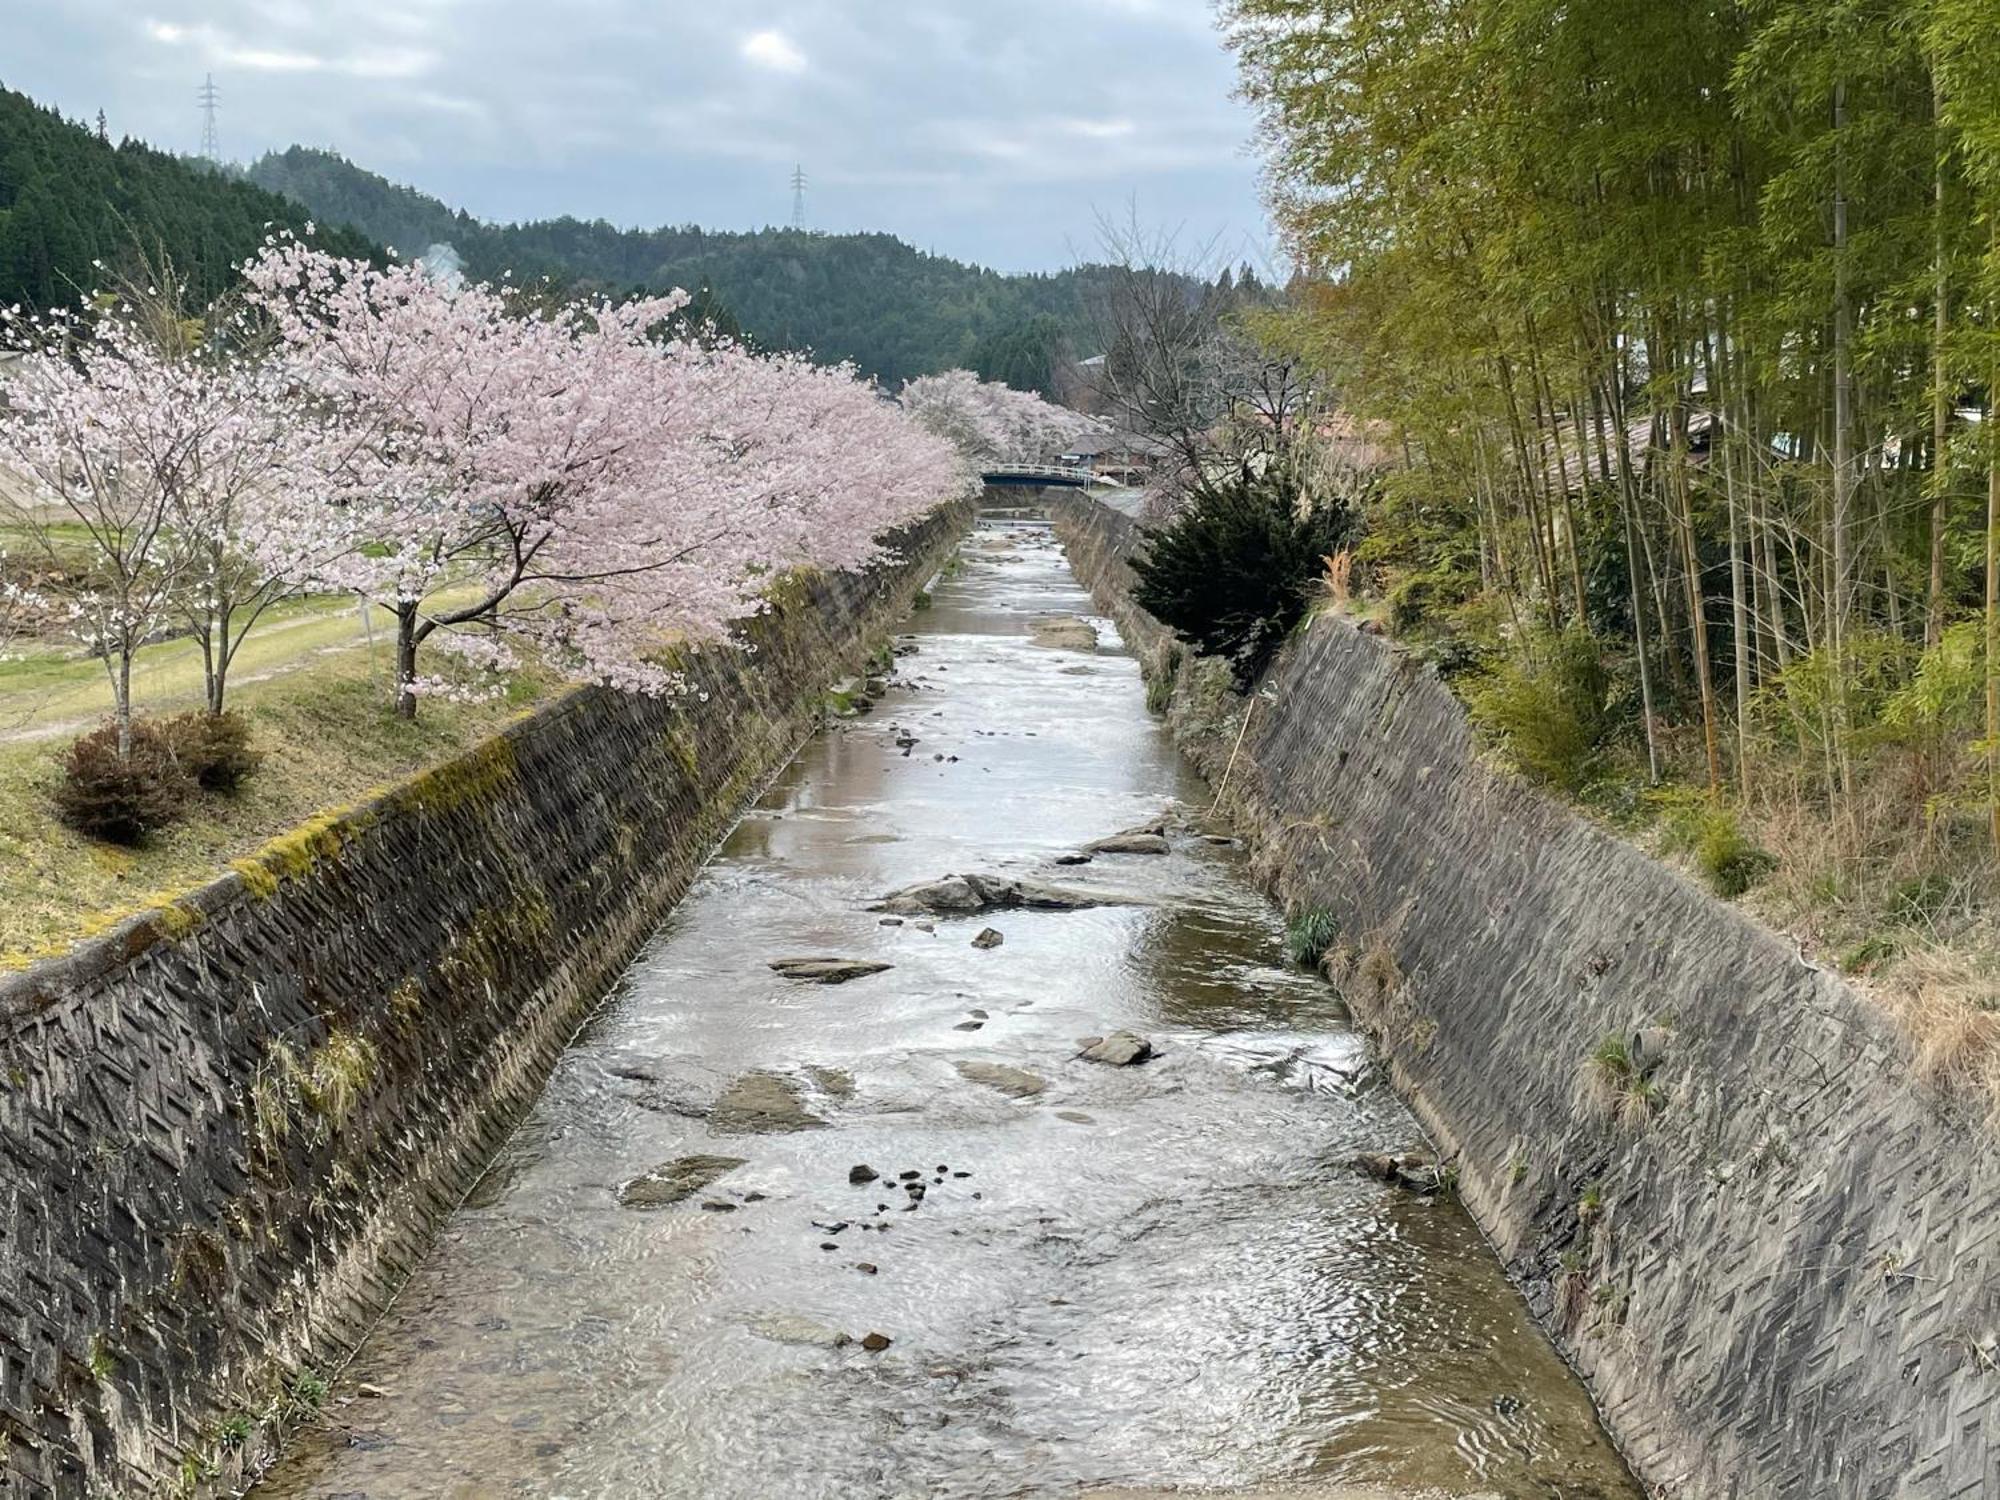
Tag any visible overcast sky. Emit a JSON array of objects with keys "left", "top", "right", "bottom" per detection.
[{"left": 6, "top": 1, "right": 1271, "bottom": 274}]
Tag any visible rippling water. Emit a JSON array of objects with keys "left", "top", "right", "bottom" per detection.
[{"left": 253, "top": 510, "right": 1640, "bottom": 1500}]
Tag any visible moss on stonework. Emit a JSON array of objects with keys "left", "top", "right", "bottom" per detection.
[
  {"left": 664, "top": 723, "right": 700, "bottom": 781},
  {"left": 386, "top": 735, "right": 517, "bottom": 818},
  {"left": 230, "top": 858, "right": 280, "bottom": 902},
  {"left": 434, "top": 889, "right": 555, "bottom": 994},
  {"left": 232, "top": 806, "right": 373, "bottom": 902},
  {"left": 150, "top": 901, "right": 206, "bottom": 944}
]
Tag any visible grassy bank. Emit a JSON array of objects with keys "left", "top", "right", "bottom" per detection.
[{"left": 0, "top": 645, "right": 556, "bottom": 968}]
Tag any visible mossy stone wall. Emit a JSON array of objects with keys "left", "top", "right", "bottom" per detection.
[{"left": 0, "top": 501, "right": 969, "bottom": 1497}]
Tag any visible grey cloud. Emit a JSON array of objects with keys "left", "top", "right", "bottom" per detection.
[{"left": 4, "top": 0, "right": 1267, "bottom": 271}]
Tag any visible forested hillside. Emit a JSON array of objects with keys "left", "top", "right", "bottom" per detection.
[
  {"left": 0, "top": 86, "right": 372, "bottom": 311},
  {"left": 248, "top": 146, "right": 1097, "bottom": 385}
]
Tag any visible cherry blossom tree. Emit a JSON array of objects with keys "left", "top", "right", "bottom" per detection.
[
  {"left": 243, "top": 241, "right": 971, "bottom": 717},
  {"left": 0, "top": 299, "right": 317, "bottom": 751},
  {"left": 114, "top": 258, "right": 334, "bottom": 717},
  {"left": 899, "top": 369, "right": 1102, "bottom": 467}
]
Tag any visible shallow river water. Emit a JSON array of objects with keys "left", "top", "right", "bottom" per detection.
[{"left": 254, "top": 509, "right": 1641, "bottom": 1500}]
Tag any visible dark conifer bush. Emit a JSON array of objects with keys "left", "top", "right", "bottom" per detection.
[
  {"left": 165, "top": 709, "right": 263, "bottom": 793},
  {"left": 53, "top": 720, "right": 194, "bottom": 845},
  {"left": 1130, "top": 465, "right": 1357, "bottom": 690}
]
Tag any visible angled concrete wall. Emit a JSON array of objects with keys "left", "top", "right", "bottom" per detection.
[
  {"left": 0, "top": 502, "right": 970, "bottom": 1498},
  {"left": 1055, "top": 492, "right": 2000, "bottom": 1500}
]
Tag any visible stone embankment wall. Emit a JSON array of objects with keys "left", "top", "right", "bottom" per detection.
[
  {"left": 1054, "top": 492, "right": 2000, "bottom": 1500},
  {"left": 0, "top": 501, "right": 970, "bottom": 1499}
]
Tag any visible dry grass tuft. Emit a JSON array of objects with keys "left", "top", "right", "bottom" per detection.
[
  {"left": 1883, "top": 944, "right": 2000, "bottom": 1117},
  {"left": 1357, "top": 935, "right": 1402, "bottom": 1001}
]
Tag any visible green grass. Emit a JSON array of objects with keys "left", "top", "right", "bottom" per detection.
[
  {"left": 0, "top": 645, "right": 559, "bottom": 967},
  {"left": 0, "top": 589, "right": 483, "bottom": 733}
]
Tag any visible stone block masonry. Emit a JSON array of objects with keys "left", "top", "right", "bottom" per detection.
[
  {"left": 1053, "top": 492, "right": 2000, "bottom": 1500},
  {"left": 0, "top": 500, "right": 971, "bottom": 1498}
]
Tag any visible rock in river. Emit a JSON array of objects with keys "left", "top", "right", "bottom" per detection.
[
  {"left": 954, "top": 1061, "right": 1047, "bottom": 1098},
  {"left": 872, "top": 872, "right": 1135, "bottom": 917},
  {"left": 746, "top": 1312, "right": 852, "bottom": 1348},
  {"left": 970, "top": 927, "right": 1004, "bottom": 949},
  {"left": 769, "top": 957, "right": 894, "bottom": 984},
  {"left": 617, "top": 1154, "right": 748, "bottom": 1208},
  {"left": 1355, "top": 1150, "right": 1447, "bottom": 1193},
  {"left": 1078, "top": 1031, "right": 1155, "bottom": 1067},
  {"left": 712, "top": 1073, "right": 826, "bottom": 1134},
  {"left": 1083, "top": 830, "right": 1171, "bottom": 856},
  {"left": 1029, "top": 615, "right": 1099, "bottom": 652}
]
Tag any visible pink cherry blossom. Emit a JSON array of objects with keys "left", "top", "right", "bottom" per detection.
[
  {"left": 241, "top": 240, "right": 974, "bottom": 715},
  {"left": 900, "top": 369, "right": 1103, "bottom": 466}
]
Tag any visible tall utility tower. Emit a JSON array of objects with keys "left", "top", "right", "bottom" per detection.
[
  {"left": 197, "top": 74, "right": 221, "bottom": 162},
  {"left": 790, "top": 164, "right": 807, "bottom": 230}
]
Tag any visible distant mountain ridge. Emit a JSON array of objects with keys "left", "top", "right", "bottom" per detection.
[
  {"left": 246, "top": 146, "right": 1098, "bottom": 387},
  {"left": 0, "top": 85, "right": 374, "bottom": 313}
]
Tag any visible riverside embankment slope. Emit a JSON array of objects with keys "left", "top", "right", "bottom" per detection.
[
  {"left": 1054, "top": 490, "right": 2000, "bottom": 1500},
  {"left": 249, "top": 507, "right": 1636, "bottom": 1500},
  {"left": 0, "top": 501, "right": 969, "bottom": 1498}
]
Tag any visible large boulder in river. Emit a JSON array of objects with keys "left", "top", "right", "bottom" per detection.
[
  {"left": 712, "top": 1073, "right": 826, "bottom": 1133},
  {"left": 1078, "top": 1031, "right": 1155, "bottom": 1066},
  {"left": 872, "top": 872, "right": 1136, "bottom": 916},
  {"left": 768, "top": 957, "right": 893, "bottom": 984},
  {"left": 1029, "top": 615, "right": 1099, "bottom": 652},
  {"left": 1083, "top": 831, "right": 1171, "bottom": 856},
  {"left": 617, "top": 1154, "right": 748, "bottom": 1208}
]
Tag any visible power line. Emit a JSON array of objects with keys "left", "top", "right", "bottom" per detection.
[
  {"left": 790, "top": 164, "right": 807, "bottom": 231},
  {"left": 198, "top": 73, "right": 220, "bottom": 162}
]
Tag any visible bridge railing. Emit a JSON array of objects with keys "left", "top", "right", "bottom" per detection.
[{"left": 979, "top": 464, "right": 1108, "bottom": 487}]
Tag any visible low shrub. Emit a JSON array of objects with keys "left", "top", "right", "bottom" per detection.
[
  {"left": 1659, "top": 795, "right": 1777, "bottom": 898},
  {"left": 1144, "top": 644, "right": 1183, "bottom": 715},
  {"left": 1467, "top": 629, "right": 1609, "bottom": 793},
  {"left": 53, "top": 719, "right": 194, "bottom": 845},
  {"left": 1285, "top": 906, "right": 1339, "bottom": 970},
  {"left": 1888, "top": 871, "right": 1955, "bottom": 928},
  {"left": 165, "top": 708, "right": 263, "bottom": 793},
  {"left": 1695, "top": 809, "right": 1776, "bottom": 898}
]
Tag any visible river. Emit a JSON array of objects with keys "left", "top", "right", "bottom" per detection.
[{"left": 253, "top": 506, "right": 1640, "bottom": 1500}]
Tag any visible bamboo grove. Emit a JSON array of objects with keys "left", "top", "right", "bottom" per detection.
[{"left": 1224, "top": 0, "right": 2000, "bottom": 926}]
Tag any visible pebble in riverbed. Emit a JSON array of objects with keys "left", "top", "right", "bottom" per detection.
[
  {"left": 1028, "top": 615, "right": 1098, "bottom": 652},
  {"left": 1082, "top": 830, "right": 1171, "bottom": 856},
  {"left": 970, "top": 927, "right": 1004, "bottom": 949},
  {"left": 804, "top": 1066, "right": 854, "bottom": 1097},
  {"left": 872, "top": 872, "right": 1135, "bottom": 916}
]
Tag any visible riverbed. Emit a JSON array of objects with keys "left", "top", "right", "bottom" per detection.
[{"left": 253, "top": 508, "right": 1639, "bottom": 1500}]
